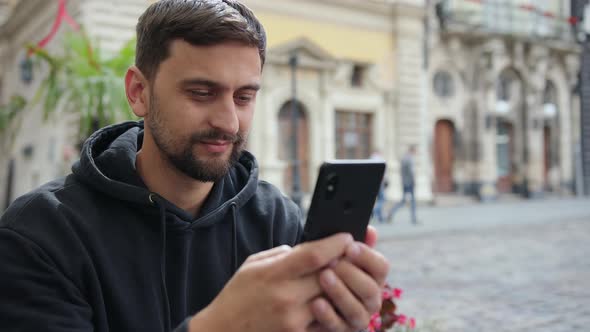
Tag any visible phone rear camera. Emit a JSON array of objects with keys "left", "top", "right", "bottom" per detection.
[{"left": 325, "top": 173, "right": 338, "bottom": 200}]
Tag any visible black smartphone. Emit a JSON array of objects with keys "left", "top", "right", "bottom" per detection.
[{"left": 302, "top": 160, "right": 386, "bottom": 242}]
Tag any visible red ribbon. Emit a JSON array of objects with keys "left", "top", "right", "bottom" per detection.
[{"left": 29, "top": 0, "right": 79, "bottom": 54}]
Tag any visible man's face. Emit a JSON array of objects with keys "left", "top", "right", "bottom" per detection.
[{"left": 145, "top": 40, "right": 261, "bottom": 182}]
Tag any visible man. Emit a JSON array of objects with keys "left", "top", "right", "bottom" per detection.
[
  {"left": 386, "top": 146, "right": 418, "bottom": 224},
  {"left": 0, "top": 1, "right": 389, "bottom": 331}
]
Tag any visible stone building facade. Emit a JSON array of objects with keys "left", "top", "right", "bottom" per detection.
[
  {"left": 0, "top": 0, "right": 583, "bottom": 211},
  {"left": 429, "top": 0, "right": 581, "bottom": 199}
]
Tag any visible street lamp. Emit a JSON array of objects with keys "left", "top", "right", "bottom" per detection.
[{"left": 289, "top": 52, "right": 303, "bottom": 209}]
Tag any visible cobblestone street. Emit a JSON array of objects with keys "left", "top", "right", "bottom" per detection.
[{"left": 375, "top": 198, "right": 590, "bottom": 332}]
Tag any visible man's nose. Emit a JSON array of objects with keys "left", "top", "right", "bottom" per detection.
[{"left": 208, "top": 96, "right": 239, "bottom": 135}]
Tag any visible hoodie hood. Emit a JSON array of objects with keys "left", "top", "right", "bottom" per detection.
[{"left": 72, "top": 120, "right": 259, "bottom": 226}]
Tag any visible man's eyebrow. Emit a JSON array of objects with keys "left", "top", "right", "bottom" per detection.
[
  {"left": 239, "top": 84, "right": 261, "bottom": 91},
  {"left": 179, "top": 79, "right": 222, "bottom": 88},
  {"left": 179, "top": 79, "right": 260, "bottom": 91}
]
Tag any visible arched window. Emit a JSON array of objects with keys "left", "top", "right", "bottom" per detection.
[{"left": 433, "top": 70, "right": 455, "bottom": 98}]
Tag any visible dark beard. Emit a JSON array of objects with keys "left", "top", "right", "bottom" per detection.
[{"left": 147, "top": 95, "right": 246, "bottom": 182}]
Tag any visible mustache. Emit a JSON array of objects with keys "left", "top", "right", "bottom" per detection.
[{"left": 189, "top": 129, "right": 244, "bottom": 144}]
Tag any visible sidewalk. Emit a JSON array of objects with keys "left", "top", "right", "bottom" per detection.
[{"left": 372, "top": 197, "right": 590, "bottom": 240}]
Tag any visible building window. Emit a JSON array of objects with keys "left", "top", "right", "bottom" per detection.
[
  {"left": 433, "top": 70, "right": 454, "bottom": 98},
  {"left": 543, "top": 81, "right": 558, "bottom": 118},
  {"left": 351, "top": 64, "right": 367, "bottom": 87},
  {"left": 335, "top": 111, "right": 372, "bottom": 159},
  {"left": 496, "top": 70, "right": 520, "bottom": 102},
  {"left": 543, "top": 80, "right": 557, "bottom": 105},
  {"left": 497, "top": 75, "right": 511, "bottom": 101}
]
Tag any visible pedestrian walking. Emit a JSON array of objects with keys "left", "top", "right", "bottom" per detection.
[{"left": 387, "top": 146, "right": 418, "bottom": 224}]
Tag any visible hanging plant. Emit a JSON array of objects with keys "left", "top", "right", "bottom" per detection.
[
  {"left": 21, "top": 0, "right": 136, "bottom": 143},
  {"left": 26, "top": 32, "right": 136, "bottom": 143}
]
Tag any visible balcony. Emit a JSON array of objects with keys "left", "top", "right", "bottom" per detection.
[{"left": 436, "top": 0, "right": 577, "bottom": 43}]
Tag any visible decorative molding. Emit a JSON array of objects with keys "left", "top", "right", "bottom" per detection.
[
  {"left": 267, "top": 37, "right": 338, "bottom": 71},
  {"left": 392, "top": 2, "right": 425, "bottom": 20},
  {"left": 242, "top": 0, "right": 395, "bottom": 32}
]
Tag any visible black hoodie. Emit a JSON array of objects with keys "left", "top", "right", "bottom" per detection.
[{"left": 0, "top": 121, "right": 303, "bottom": 331}]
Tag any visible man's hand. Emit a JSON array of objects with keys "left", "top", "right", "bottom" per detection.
[
  {"left": 189, "top": 233, "right": 355, "bottom": 332},
  {"left": 307, "top": 226, "right": 389, "bottom": 331},
  {"left": 309, "top": 240, "right": 389, "bottom": 331}
]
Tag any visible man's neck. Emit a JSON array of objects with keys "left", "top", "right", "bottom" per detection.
[{"left": 136, "top": 137, "right": 213, "bottom": 218}]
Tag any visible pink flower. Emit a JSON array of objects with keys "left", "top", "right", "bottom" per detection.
[
  {"left": 382, "top": 289, "right": 392, "bottom": 300},
  {"left": 393, "top": 288, "right": 403, "bottom": 299},
  {"left": 409, "top": 317, "right": 416, "bottom": 329},
  {"left": 368, "top": 313, "right": 382, "bottom": 331},
  {"left": 397, "top": 314, "right": 407, "bottom": 325}
]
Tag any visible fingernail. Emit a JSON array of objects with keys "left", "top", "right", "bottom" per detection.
[
  {"left": 346, "top": 243, "right": 360, "bottom": 258},
  {"left": 322, "top": 269, "right": 336, "bottom": 286}
]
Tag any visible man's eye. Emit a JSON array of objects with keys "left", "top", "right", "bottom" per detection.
[
  {"left": 189, "top": 90, "right": 213, "bottom": 98},
  {"left": 235, "top": 94, "right": 255, "bottom": 104},
  {"left": 237, "top": 95, "right": 252, "bottom": 101}
]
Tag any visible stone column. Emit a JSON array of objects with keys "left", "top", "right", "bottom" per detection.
[
  {"left": 524, "top": 89, "right": 545, "bottom": 197},
  {"left": 478, "top": 86, "right": 499, "bottom": 201},
  {"left": 392, "top": 1, "right": 432, "bottom": 202},
  {"left": 476, "top": 48, "right": 500, "bottom": 201},
  {"left": 524, "top": 46, "right": 550, "bottom": 198}
]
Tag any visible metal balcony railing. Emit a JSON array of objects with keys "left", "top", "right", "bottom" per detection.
[{"left": 437, "top": 0, "right": 576, "bottom": 42}]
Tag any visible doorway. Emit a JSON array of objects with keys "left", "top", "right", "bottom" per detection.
[
  {"left": 434, "top": 120, "right": 455, "bottom": 193},
  {"left": 496, "top": 120, "right": 514, "bottom": 193}
]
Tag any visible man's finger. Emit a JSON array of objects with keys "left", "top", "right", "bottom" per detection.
[
  {"left": 365, "top": 226, "right": 378, "bottom": 248},
  {"left": 332, "top": 260, "right": 382, "bottom": 314},
  {"left": 246, "top": 245, "right": 292, "bottom": 263},
  {"left": 278, "top": 233, "right": 353, "bottom": 278},
  {"left": 288, "top": 273, "right": 324, "bottom": 304},
  {"left": 308, "top": 297, "right": 348, "bottom": 332},
  {"left": 345, "top": 242, "right": 390, "bottom": 287},
  {"left": 317, "top": 269, "right": 371, "bottom": 330}
]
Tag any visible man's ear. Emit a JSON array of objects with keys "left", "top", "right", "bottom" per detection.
[{"left": 125, "top": 66, "right": 149, "bottom": 118}]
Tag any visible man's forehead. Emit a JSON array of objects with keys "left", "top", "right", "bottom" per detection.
[
  {"left": 156, "top": 39, "right": 262, "bottom": 83},
  {"left": 167, "top": 39, "right": 259, "bottom": 62}
]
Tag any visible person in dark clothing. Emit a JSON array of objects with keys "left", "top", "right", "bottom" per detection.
[
  {"left": 0, "top": 1, "right": 390, "bottom": 332},
  {"left": 387, "top": 145, "right": 418, "bottom": 224}
]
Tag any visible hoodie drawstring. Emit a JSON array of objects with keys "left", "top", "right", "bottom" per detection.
[
  {"left": 150, "top": 193, "right": 171, "bottom": 332},
  {"left": 230, "top": 202, "right": 238, "bottom": 273}
]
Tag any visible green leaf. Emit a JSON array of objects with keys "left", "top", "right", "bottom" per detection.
[{"left": 24, "top": 24, "right": 137, "bottom": 141}]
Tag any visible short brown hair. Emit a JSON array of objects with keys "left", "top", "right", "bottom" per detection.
[{"left": 135, "top": 0, "right": 266, "bottom": 81}]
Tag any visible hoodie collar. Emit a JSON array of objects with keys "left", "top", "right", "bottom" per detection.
[{"left": 72, "top": 121, "right": 259, "bottom": 226}]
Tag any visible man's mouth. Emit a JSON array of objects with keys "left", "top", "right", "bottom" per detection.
[{"left": 199, "top": 140, "right": 232, "bottom": 153}]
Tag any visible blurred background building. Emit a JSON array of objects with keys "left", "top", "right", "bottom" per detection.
[
  {"left": 430, "top": 0, "right": 582, "bottom": 200},
  {"left": 0, "top": 0, "right": 588, "bottom": 211}
]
